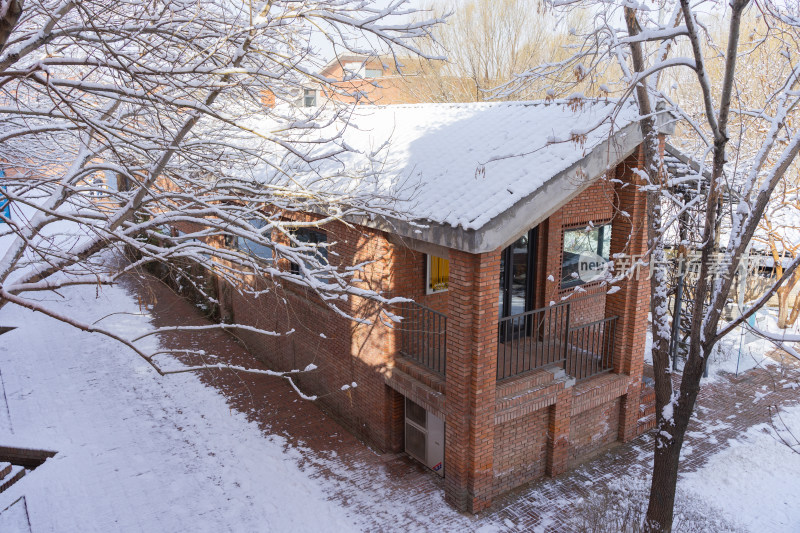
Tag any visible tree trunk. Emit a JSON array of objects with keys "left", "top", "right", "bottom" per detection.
[
  {"left": 789, "top": 288, "right": 800, "bottom": 328},
  {"left": 0, "top": 0, "right": 22, "bottom": 53},
  {"left": 644, "top": 440, "right": 682, "bottom": 531},
  {"left": 778, "top": 288, "right": 790, "bottom": 329},
  {"left": 644, "top": 353, "right": 706, "bottom": 531}
]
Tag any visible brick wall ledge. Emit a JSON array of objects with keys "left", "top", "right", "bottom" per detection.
[
  {"left": 384, "top": 367, "right": 446, "bottom": 420},
  {"left": 570, "top": 373, "right": 632, "bottom": 417},
  {"left": 495, "top": 364, "right": 567, "bottom": 397},
  {"left": 494, "top": 375, "right": 573, "bottom": 424},
  {"left": 394, "top": 356, "right": 446, "bottom": 394},
  {"left": 0, "top": 445, "right": 57, "bottom": 468}
]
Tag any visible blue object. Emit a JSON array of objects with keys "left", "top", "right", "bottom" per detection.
[{"left": 0, "top": 169, "right": 9, "bottom": 222}]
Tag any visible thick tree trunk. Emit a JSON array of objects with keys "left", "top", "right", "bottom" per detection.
[
  {"left": 643, "top": 385, "right": 698, "bottom": 531},
  {"left": 789, "top": 289, "right": 800, "bottom": 328},
  {"left": 645, "top": 440, "right": 682, "bottom": 530},
  {"left": 0, "top": 0, "right": 22, "bottom": 52},
  {"left": 777, "top": 272, "right": 800, "bottom": 329}
]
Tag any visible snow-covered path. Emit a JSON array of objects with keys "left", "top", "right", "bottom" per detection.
[
  {"left": 1, "top": 280, "right": 799, "bottom": 532},
  {"left": 0, "top": 284, "right": 357, "bottom": 532}
]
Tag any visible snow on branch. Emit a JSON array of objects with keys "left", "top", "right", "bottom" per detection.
[{"left": 0, "top": 0, "right": 443, "bottom": 373}]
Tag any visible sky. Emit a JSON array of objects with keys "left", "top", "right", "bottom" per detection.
[{"left": 308, "top": 0, "right": 431, "bottom": 63}]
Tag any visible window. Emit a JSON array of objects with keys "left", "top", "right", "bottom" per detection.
[
  {"left": 499, "top": 228, "right": 538, "bottom": 318},
  {"left": 303, "top": 88, "right": 316, "bottom": 107},
  {"left": 115, "top": 173, "right": 132, "bottom": 192},
  {"left": 290, "top": 228, "right": 328, "bottom": 275},
  {"left": 426, "top": 255, "right": 449, "bottom": 293},
  {"left": 561, "top": 223, "right": 611, "bottom": 288},
  {"left": 235, "top": 218, "right": 273, "bottom": 261},
  {"left": 342, "top": 62, "right": 382, "bottom": 79},
  {"left": 343, "top": 62, "right": 365, "bottom": 78}
]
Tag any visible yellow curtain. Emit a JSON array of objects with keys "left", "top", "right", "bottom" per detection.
[{"left": 430, "top": 256, "right": 449, "bottom": 291}]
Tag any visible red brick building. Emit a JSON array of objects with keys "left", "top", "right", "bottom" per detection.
[
  {"left": 302, "top": 54, "right": 432, "bottom": 106},
  {"left": 219, "top": 100, "right": 668, "bottom": 512}
]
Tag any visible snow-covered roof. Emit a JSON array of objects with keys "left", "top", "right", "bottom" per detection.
[{"left": 273, "top": 99, "right": 660, "bottom": 253}]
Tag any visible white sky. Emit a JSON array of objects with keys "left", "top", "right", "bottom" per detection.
[{"left": 308, "top": 0, "right": 431, "bottom": 63}]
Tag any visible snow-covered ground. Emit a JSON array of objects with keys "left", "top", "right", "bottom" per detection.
[
  {"left": 682, "top": 403, "right": 800, "bottom": 533},
  {"left": 1, "top": 283, "right": 798, "bottom": 532},
  {"left": 0, "top": 284, "right": 358, "bottom": 532}
]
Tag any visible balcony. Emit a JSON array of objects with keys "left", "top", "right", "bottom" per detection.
[
  {"left": 497, "top": 301, "right": 617, "bottom": 382},
  {"left": 395, "top": 300, "right": 617, "bottom": 383}
]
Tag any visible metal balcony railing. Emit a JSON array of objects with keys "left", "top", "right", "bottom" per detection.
[
  {"left": 496, "top": 302, "right": 570, "bottom": 380},
  {"left": 565, "top": 316, "right": 617, "bottom": 382},
  {"left": 497, "top": 301, "right": 618, "bottom": 382},
  {"left": 393, "top": 299, "right": 617, "bottom": 382},
  {"left": 396, "top": 301, "right": 447, "bottom": 376}
]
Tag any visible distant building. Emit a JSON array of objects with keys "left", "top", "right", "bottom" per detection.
[{"left": 302, "top": 54, "right": 416, "bottom": 107}]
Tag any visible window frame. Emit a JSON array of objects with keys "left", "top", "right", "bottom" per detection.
[
  {"left": 303, "top": 88, "right": 316, "bottom": 107},
  {"left": 560, "top": 222, "right": 612, "bottom": 289},
  {"left": 234, "top": 218, "right": 274, "bottom": 262},
  {"left": 499, "top": 226, "right": 539, "bottom": 319},
  {"left": 425, "top": 254, "right": 449, "bottom": 295}
]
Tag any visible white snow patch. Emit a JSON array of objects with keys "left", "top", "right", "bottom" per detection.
[
  {"left": 681, "top": 403, "right": 800, "bottom": 532},
  {"left": 0, "top": 285, "right": 357, "bottom": 532}
]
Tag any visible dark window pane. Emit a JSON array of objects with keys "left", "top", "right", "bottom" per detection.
[
  {"left": 236, "top": 218, "right": 273, "bottom": 260},
  {"left": 290, "top": 228, "right": 328, "bottom": 275},
  {"left": 405, "top": 422, "right": 426, "bottom": 461},
  {"left": 510, "top": 235, "right": 528, "bottom": 316}
]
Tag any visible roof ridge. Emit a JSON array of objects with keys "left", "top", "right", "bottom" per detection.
[{"left": 367, "top": 98, "right": 624, "bottom": 111}]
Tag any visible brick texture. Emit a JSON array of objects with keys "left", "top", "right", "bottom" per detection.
[
  {"left": 444, "top": 249, "right": 500, "bottom": 512},
  {"left": 605, "top": 148, "right": 651, "bottom": 442}
]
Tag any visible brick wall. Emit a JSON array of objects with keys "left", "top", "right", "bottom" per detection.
[
  {"left": 444, "top": 249, "right": 500, "bottom": 513},
  {"left": 226, "top": 217, "right": 407, "bottom": 450},
  {"left": 540, "top": 179, "right": 615, "bottom": 327},
  {"left": 567, "top": 397, "right": 621, "bottom": 468},
  {"left": 605, "top": 149, "right": 650, "bottom": 442},
  {"left": 492, "top": 407, "right": 548, "bottom": 494}
]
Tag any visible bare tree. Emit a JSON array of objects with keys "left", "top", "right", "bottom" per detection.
[
  {"left": 397, "top": 0, "right": 580, "bottom": 102},
  {"left": 757, "top": 178, "right": 800, "bottom": 329},
  {"left": 0, "top": 0, "right": 440, "bottom": 390},
  {"left": 498, "top": 0, "right": 800, "bottom": 530}
]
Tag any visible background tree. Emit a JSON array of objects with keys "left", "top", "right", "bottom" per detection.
[
  {"left": 758, "top": 177, "right": 800, "bottom": 329},
  {"left": 396, "top": 0, "right": 580, "bottom": 102},
  {"left": 0, "top": 0, "right": 440, "bottom": 386},
  {"left": 498, "top": 0, "right": 800, "bottom": 530}
]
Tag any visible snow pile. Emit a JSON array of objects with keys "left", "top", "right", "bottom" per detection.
[
  {"left": 703, "top": 324, "right": 775, "bottom": 382},
  {"left": 642, "top": 309, "right": 780, "bottom": 382},
  {"left": 573, "top": 475, "right": 744, "bottom": 532}
]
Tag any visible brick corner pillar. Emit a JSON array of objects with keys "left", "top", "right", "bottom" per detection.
[
  {"left": 444, "top": 249, "right": 500, "bottom": 513},
  {"left": 546, "top": 386, "right": 573, "bottom": 477},
  {"left": 606, "top": 148, "right": 650, "bottom": 442}
]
